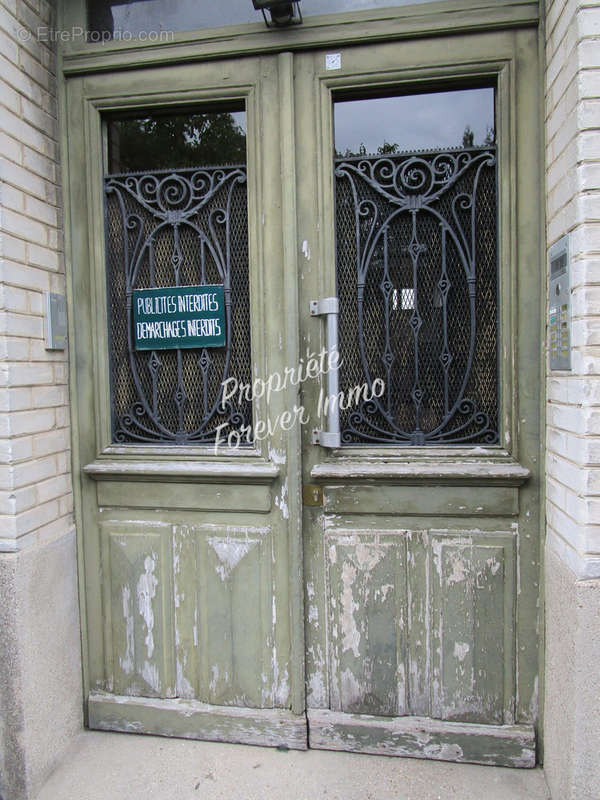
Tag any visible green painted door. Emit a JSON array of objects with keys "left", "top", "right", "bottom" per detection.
[
  {"left": 66, "top": 53, "right": 308, "bottom": 749},
  {"left": 64, "top": 15, "right": 541, "bottom": 767},
  {"left": 294, "top": 32, "right": 542, "bottom": 766}
]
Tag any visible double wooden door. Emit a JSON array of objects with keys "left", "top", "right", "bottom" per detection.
[{"left": 65, "top": 24, "right": 542, "bottom": 767}]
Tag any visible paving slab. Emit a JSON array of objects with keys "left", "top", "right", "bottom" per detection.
[{"left": 36, "top": 731, "right": 551, "bottom": 800}]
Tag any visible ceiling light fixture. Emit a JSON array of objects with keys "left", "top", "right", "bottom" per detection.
[{"left": 252, "top": 0, "right": 303, "bottom": 28}]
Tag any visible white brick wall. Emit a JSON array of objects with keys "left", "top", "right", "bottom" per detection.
[
  {"left": 0, "top": 0, "right": 73, "bottom": 553},
  {"left": 546, "top": 0, "right": 600, "bottom": 579}
]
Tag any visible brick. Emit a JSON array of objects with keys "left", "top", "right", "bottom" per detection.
[
  {"left": 26, "top": 241, "right": 58, "bottom": 270},
  {"left": 26, "top": 289, "right": 42, "bottom": 314},
  {"left": 0, "top": 335, "right": 30, "bottom": 361},
  {"left": 0, "top": 159, "right": 46, "bottom": 200},
  {"left": 572, "top": 317, "right": 600, "bottom": 347},
  {"left": 577, "top": 97, "right": 600, "bottom": 129},
  {"left": 3, "top": 407, "right": 54, "bottom": 436},
  {"left": 578, "top": 36, "right": 600, "bottom": 69},
  {"left": 0, "top": 181, "right": 24, "bottom": 212},
  {"left": 547, "top": 500, "right": 586, "bottom": 551},
  {"left": 546, "top": 475, "right": 568, "bottom": 508},
  {"left": 0, "top": 261, "right": 50, "bottom": 291},
  {"left": 54, "top": 405, "right": 70, "bottom": 427},
  {"left": 29, "top": 342, "right": 66, "bottom": 363},
  {"left": 58, "top": 495, "right": 73, "bottom": 517},
  {"left": 29, "top": 384, "right": 66, "bottom": 408},
  {"left": 0, "top": 131, "right": 21, "bottom": 163},
  {"left": 48, "top": 273, "right": 66, "bottom": 295},
  {"left": 35, "top": 473, "right": 70, "bottom": 504},
  {"left": 31, "top": 427, "right": 69, "bottom": 457},
  {"left": 55, "top": 450, "right": 69, "bottom": 474},
  {"left": 22, "top": 144, "right": 55, "bottom": 182},
  {"left": 570, "top": 223, "right": 600, "bottom": 257},
  {"left": 577, "top": 7, "right": 600, "bottom": 38},
  {"left": 0, "top": 310, "right": 43, "bottom": 338},
  {"left": 0, "top": 463, "right": 13, "bottom": 491},
  {"left": 14, "top": 497, "right": 59, "bottom": 536},
  {"left": 20, "top": 93, "right": 56, "bottom": 137},
  {"left": 24, "top": 193, "right": 57, "bottom": 227},
  {"left": 567, "top": 377, "right": 600, "bottom": 405},
  {"left": 571, "top": 285, "right": 600, "bottom": 317},
  {"left": 46, "top": 225, "right": 61, "bottom": 250},
  {"left": 0, "top": 362, "right": 53, "bottom": 386},
  {"left": 578, "top": 162, "right": 600, "bottom": 192},
  {"left": 0, "top": 433, "right": 32, "bottom": 463},
  {"left": 0, "top": 285, "right": 28, "bottom": 313},
  {"left": 0, "top": 52, "right": 39, "bottom": 102},
  {"left": 1, "top": 207, "right": 48, "bottom": 245},
  {"left": 52, "top": 362, "right": 67, "bottom": 383},
  {"left": 18, "top": 47, "right": 53, "bottom": 91},
  {"left": 0, "top": 104, "right": 48, "bottom": 154},
  {"left": 548, "top": 402, "right": 600, "bottom": 435},
  {"left": 571, "top": 349, "right": 600, "bottom": 376},
  {"left": 577, "top": 68, "right": 600, "bottom": 99},
  {"left": 547, "top": 450, "right": 586, "bottom": 492},
  {"left": 11, "top": 455, "right": 56, "bottom": 488},
  {"left": 4, "top": 484, "right": 37, "bottom": 513},
  {"left": 0, "top": 76, "right": 21, "bottom": 114},
  {"left": 0, "top": 385, "right": 32, "bottom": 411},
  {"left": 583, "top": 525, "right": 600, "bottom": 554},
  {"left": 578, "top": 129, "right": 600, "bottom": 160}
]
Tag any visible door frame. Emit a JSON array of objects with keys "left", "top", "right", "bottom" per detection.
[{"left": 58, "top": 0, "right": 544, "bottom": 763}]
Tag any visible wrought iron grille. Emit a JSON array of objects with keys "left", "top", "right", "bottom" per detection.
[
  {"left": 335, "top": 147, "right": 499, "bottom": 446},
  {"left": 105, "top": 165, "right": 252, "bottom": 444}
]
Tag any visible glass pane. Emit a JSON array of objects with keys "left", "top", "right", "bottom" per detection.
[
  {"left": 88, "top": 0, "right": 437, "bottom": 40},
  {"left": 335, "top": 88, "right": 495, "bottom": 155},
  {"left": 107, "top": 109, "right": 247, "bottom": 172},
  {"left": 104, "top": 109, "right": 253, "bottom": 445},
  {"left": 333, "top": 88, "right": 499, "bottom": 446}
]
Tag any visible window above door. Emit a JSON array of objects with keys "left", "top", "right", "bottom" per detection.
[
  {"left": 87, "top": 0, "right": 441, "bottom": 40},
  {"left": 60, "top": 0, "right": 540, "bottom": 75}
]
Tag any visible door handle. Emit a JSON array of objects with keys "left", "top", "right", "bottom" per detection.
[{"left": 310, "top": 297, "right": 341, "bottom": 448}]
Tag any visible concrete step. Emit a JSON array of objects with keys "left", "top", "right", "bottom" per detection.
[{"left": 36, "top": 730, "right": 551, "bottom": 800}]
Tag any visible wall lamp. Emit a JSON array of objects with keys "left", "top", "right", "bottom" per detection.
[{"left": 252, "top": 0, "right": 303, "bottom": 28}]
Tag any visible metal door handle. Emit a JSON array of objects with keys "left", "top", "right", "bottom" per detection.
[{"left": 310, "top": 297, "right": 341, "bottom": 448}]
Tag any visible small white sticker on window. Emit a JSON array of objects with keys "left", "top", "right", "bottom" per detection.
[{"left": 326, "top": 53, "right": 341, "bottom": 71}]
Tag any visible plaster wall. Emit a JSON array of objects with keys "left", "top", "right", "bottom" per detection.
[
  {"left": 0, "top": 1, "right": 82, "bottom": 798},
  {"left": 544, "top": 1, "right": 600, "bottom": 798}
]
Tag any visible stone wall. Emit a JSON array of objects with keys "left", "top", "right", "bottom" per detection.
[{"left": 0, "top": 1, "right": 82, "bottom": 798}]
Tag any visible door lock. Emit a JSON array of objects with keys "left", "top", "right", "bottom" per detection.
[{"left": 302, "top": 484, "right": 324, "bottom": 507}]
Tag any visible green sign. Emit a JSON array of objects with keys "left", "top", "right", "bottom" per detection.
[{"left": 133, "top": 285, "right": 226, "bottom": 350}]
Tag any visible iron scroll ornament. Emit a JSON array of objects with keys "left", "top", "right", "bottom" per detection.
[
  {"left": 334, "top": 147, "right": 499, "bottom": 446},
  {"left": 105, "top": 165, "right": 252, "bottom": 444}
]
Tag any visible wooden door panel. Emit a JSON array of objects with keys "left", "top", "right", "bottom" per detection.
[
  {"left": 326, "top": 532, "right": 407, "bottom": 716},
  {"left": 429, "top": 531, "right": 515, "bottom": 725},
  {"left": 173, "top": 523, "right": 276, "bottom": 708},
  {"left": 102, "top": 523, "right": 176, "bottom": 699},
  {"left": 311, "top": 522, "right": 516, "bottom": 722}
]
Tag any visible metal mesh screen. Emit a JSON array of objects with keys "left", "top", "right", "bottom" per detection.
[
  {"left": 105, "top": 166, "right": 252, "bottom": 444},
  {"left": 335, "top": 147, "right": 499, "bottom": 445}
]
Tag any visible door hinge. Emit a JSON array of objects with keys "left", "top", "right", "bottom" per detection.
[{"left": 302, "top": 484, "right": 324, "bottom": 507}]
